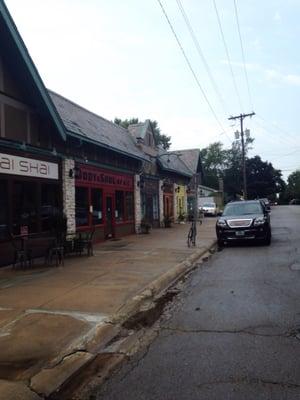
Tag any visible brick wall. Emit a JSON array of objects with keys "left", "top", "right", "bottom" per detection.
[
  {"left": 62, "top": 158, "right": 76, "bottom": 235},
  {"left": 134, "top": 174, "right": 142, "bottom": 233}
]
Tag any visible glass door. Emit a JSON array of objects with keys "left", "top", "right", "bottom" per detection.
[{"left": 105, "top": 195, "right": 114, "bottom": 238}]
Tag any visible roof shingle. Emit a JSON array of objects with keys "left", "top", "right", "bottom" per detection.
[{"left": 49, "top": 90, "right": 146, "bottom": 161}]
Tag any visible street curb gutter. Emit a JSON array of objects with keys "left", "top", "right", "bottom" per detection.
[{"left": 29, "top": 240, "right": 217, "bottom": 399}]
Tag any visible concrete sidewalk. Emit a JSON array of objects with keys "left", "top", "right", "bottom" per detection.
[{"left": 0, "top": 219, "right": 216, "bottom": 399}]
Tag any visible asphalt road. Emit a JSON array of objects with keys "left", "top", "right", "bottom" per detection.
[{"left": 91, "top": 206, "right": 300, "bottom": 400}]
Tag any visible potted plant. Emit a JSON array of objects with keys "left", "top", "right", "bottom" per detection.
[
  {"left": 164, "top": 215, "right": 173, "bottom": 228},
  {"left": 140, "top": 218, "right": 151, "bottom": 234},
  {"left": 177, "top": 212, "right": 186, "bottom": 224}
]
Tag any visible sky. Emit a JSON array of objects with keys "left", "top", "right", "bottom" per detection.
[{"left": 4, "top": 0, "right": 300, "bottom": 180}]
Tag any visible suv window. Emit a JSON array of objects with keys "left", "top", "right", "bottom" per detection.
[{"left": 223, "top": 202, "right": 263, "bottom": 216}]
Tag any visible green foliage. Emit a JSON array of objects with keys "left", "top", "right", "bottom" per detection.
[
  {"left": 246, "top": 156, "right": 285, "bottom": 199},
  {"left": 114, "top": 117, "right": 171, "bottom": 150},
  {"left": 114, "top": 118, "right": 139, "bottom": 128},
  {"left": 283, "top": 170, "right": 300, "bottom": 202},
  {"left": 200, "top": 139, "right": 284, "bottom": 200},
  {"left": 200, "top": 142, "right": 228, "bottom": 188}
]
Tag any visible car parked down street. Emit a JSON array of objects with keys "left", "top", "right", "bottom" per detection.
[
  {"left": 200, "top": 202, "right": 218, "bottom": 216},
  {"left": 216, "top": 200, "right": 271, "bottom": 246}
]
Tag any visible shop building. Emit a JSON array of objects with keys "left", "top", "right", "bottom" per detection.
[
  {"left": 0, "top": 1, "right": 146, "bottom": 267},
  {"left": 176, "top": 149, "right": 203, "bottom": 218},
  {"left": 0, "top": 1, "right": 67, "bottom": 265},
  {"left": 128, "top": 120, "right": 161, "bottom": 228},
  {"left": 157, "top": 151, "right": 192, "bottom": 222},
  {"left": 129, "top": 120, "right": 193, "bottom": 227},
  {"left": 49, "top": 91, "right": 146, "bottom": 241}
]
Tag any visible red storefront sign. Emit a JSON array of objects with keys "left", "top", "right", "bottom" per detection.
[{"left": 75, "top": 164, "right": 133, "bottom": 189}]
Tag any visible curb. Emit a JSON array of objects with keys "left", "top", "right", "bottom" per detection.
[{"left": 28, "top": 240, "right": 217, "bottom": 399}]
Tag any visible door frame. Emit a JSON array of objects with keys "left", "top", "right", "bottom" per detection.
[{"left": 104, "top": 192, "right": 115, "bottom": 239}]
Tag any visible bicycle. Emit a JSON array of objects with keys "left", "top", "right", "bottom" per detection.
[
  {"left": 187, "top": 211, "right": 203, "bottom": 247},
  {"left": 187, "top": 220, "right": 196, "bottom": 247}
]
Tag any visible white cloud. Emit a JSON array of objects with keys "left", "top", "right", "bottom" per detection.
[
  {"left": 265, "top": 70, "right": 300, "bottom": 87},
  {"left": 273, "top": 11, "right": 282, "bottom": 22},
  {"left": 285, "top": 74, "right": 300, "bottom": 86}
]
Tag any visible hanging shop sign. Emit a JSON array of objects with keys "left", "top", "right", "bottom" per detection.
[
  {"left": 0, "top": 153, "right": 59, "bottom": 180},
  {"left": 75, "top": 164, "right": 133, "bottom": 189}
]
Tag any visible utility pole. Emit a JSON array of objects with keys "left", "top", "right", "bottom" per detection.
[
  {"left": 193, "top": 172, "right": 200, "bottom": 224},
  {"left": 228, "top": 112, "right": 255, "bottom": 200}
]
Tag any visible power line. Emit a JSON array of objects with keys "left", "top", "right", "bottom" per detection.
[
  {"left": 176, "top": 0, "right": 229, "bottom": 116},
  {"left": 156, "top": 0, "right": 232, "bottom": 144},
  {"left": 257, "top": 114, "right": 300, "bottom": 145},
  {"left": 254, "top": 118, "right": 300, "bottom": 148},
  {"left": 212, "top": 0, "right": 244, "bottom": 112},
  {"left": 233, "top": 0, "right": 254, "bottom": 111}
]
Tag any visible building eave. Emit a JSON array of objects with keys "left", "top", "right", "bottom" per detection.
[{"left": 0, "top": 1, "right": 66, "bottom": 141}]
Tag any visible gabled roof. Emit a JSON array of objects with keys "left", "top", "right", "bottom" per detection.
[
  {"left": 128, "top": 119, "right": 153, "bottom": 141},
  {"left": 175, "top": 149, "right": 202, "bottom": 174},
  {"left": 157, "top": 149, "right": 193, "bottom": 178},
  {"left": 0, "top": 1, "right": 66, "bottom": 140},
  {"left": 49, "top": 91, "right": 147, "bottom": 161}
]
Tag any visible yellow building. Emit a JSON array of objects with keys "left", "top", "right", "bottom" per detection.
[{"left": 176, "top": 185, "right": 187, "bottom": 221}]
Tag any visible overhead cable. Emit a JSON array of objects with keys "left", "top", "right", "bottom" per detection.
[
  {"left": 156, "top": 0, "right": 232, "bottom": 144},
  {"left": 233, "top": 0, "right": 254, "bottom": 111},
  {"left": 176, "top": 0, "right": 229, "bottom": 116},
  {"left": 257, "top": 114, "right": 300, "bottom": 145},
  {"left": 212, "top": 0, "right": 244, "bottom": 113}
]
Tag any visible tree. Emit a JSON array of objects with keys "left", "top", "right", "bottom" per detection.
[
  {"left": 286, "top": 170, "right": 300, "bottom": 200},
  {"left": 200, "top": 142, "right": 228, "bottom": 189},
  {"left": 245, "top": 156, "right": 285, "bottom": 200},
  {"left": 114, "top": 118, "right": 139, "bottom": 129},
  {"left": 200, "top": 139, "right": 285, "bottom": 201},
  {"left": 114, "top": 117, "right": 171, "bottom": 150}
]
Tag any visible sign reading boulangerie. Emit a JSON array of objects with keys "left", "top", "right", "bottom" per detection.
[{"left": 0, "top": 153, "right": 59, "bottom": 180}]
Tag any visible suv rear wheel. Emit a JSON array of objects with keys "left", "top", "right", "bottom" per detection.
[{"left": 264, "top": 230, "right": 271, "bottom": 246}]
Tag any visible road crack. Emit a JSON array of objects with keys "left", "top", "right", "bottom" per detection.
[
  {"left": 196, "top": 376, "right": 300, "bottom": 389},
  {"left": 118, "top": 329, "right": 160, "bottom": 382},
  {"left": 162, "top": 326, "right": 288, "bottom": 338}
]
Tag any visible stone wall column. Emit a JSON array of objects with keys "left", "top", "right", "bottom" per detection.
[
  {"left": 159, "top": 179, "right": 164, "bottom": 227},
  {"left": 183, "top": 185, "right": 188, "bottom": 216},
  {"left": 173, "top": 184, "right": 177, "bottom": 221},
  {"left": 62, "top": 158, "right": 76, "bottom": 236},
  {"left": 134, "top": 175, "right": 142, "bottom": 233}
]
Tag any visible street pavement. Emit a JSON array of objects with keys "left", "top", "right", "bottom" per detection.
[
  {"left": 0, "top": 219, "right": 216, "bottom": 399},
  {"left": 92, "top": 206, "right": 300, "bottom": 400}
]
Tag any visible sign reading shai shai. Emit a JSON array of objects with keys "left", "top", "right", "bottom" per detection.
[
  {"left": 0, "top": 153, "right": 59, "bottom": 180},
  {"left": 76, "top": 164, "right": 133, "bottom": 189}
]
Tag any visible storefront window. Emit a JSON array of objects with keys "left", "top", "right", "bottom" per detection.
[
  {"left": 0, "top": 180, "right": 8, "bottom": 240},
  {"left": 41, "top": 183, "right": 60, "bottom": 231},
  {"left": 13, "top": 181, "right": 38, "bottom": 234},
  {"left": 91, "top": 188, "right": 103, "bottom": 225},
  {"left": 125, "top": 192, "right": 134, "bottom": 220},
  {"left": 75, "top": 186, "right": 89, "bottom": 227},
  {"left": 115, "top": 191, "right": 124, "bottom": 222}
]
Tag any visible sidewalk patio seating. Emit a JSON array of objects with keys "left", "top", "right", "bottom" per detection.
[
  {"left": 73, "top": 227, "right": 95, "bottom": 256},
  {"left": 9, "top": 233, "right": 33, "bottom": 269},
  {"left": 45, "top": 237, "right": 64, "bottom": 267}
]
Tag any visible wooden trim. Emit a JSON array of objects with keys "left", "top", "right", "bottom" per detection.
[
  {"left": 0, "top": 56, "right": 3, "bottom": 92},
  {"left": 0, "top": 92, "right": 34, "bottom": 113},
  {"left": 0, "top": 103, "right": 4, "bottom": 138},
  {"left": 26, "top": 112, "right": 31, "bottom": 143}
]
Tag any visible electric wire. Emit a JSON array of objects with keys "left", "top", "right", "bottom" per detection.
[
  {"left": 212, "top": 0, "right": 244, "bottom": 113},
  {"left": 257, "top": 114, "right": 300, "bottom": 145},
  {"left": 176, "top": 0, "right": 229, "bottom": 116},
  {"left": 233, "top": 0, "right": 254, "bottom": 111},
  {"left": 156, "top": 0, "right": 232, "bottom": 144},
  {"left": 254, "top": 118, "right": 299, "bottom": 148}
]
